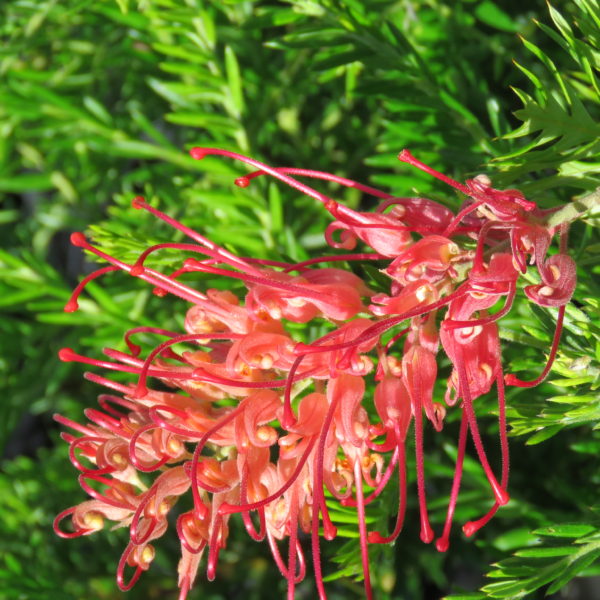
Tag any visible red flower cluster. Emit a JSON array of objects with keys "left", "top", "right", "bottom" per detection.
[{"left": 54, "top": 148, "right": 576, "bottom": 599}]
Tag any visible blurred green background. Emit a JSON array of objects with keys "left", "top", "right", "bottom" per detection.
[{"left": 1, "top": 1, "right": 599, "bottom": 598}]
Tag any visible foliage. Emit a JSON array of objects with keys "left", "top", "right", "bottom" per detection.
[{"left": 0, "top": 0, "right": 599, "bottom": 599}]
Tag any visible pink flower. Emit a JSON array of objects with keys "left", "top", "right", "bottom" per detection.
[{"left": 55, "top": 147, "right": 575, "bottom": 599}]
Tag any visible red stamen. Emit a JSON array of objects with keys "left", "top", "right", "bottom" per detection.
[
  {"left": 325, "top": 205, "right": 416, "bottom": 231},
  {"left": 344, "top": 446, "right": 399, "bottom": 507},
  {"left": 68, "top": 435, "right": 113, "bottom": 475},
  {"left": 285, "top": 289, "right": 466, "bottom": 427},
  {"left": 414, "top": 399, "right": 434, "bottom": 544},
  {"left": 311, "top": 392, "right": 339, "bottom": 600},
  {"left": 60, "top": 346, "right": 195, "bottom": 383},
  {"left": 183, "top": 259, "right": 350, "bottom": 304},
  {"left": 78, "top": 473, "right": 136, "bottom": 510},
  {"left": 189, "top": 406, "right": 245, "bottom": 520},
  {"left": 282, "top": 356, "right": 302, "bottom": 429},
  {"left": 130, "top": 500, "right": 159, "bottom": 546},
  {"left": 283, "top": 252, "right": 384, "bottom": 273},
  {"left": 83, "top": 406, "right": 123, "bottom": 433},
  {"left": 53, "top": 507, "right": 95, "bottom": 538},
  {"left": 148, "top": 405, "right": 208, "bottom": 439},
  {"left": 131, "top": 242, "right": 260, "bottom": 278},
  {"left": 218, "top": 436, "right": 317, "bottom": 516},
  {"left": 176, "top": 513, "right": 207, "bottom": 554},
  {"left": 236, "top": 257, "right": 294, "bottom": 269},
  {"left": 505, "top": 305, "right": 565, "bottom": 388},
  {"left": 266, "top": 532, "right": 305, "bottom": 584},
  {"left": 179, "top": 575, "right": 192, "bottom": 600},
  {"left": 367, "top": 441, "right": 407, "bottom": 543},
  {"left": 206, "top": 514, "right": 223, "bottom": 581},
  {"left": 83, "top": 372, "right": 134, "bottom": 395},
  {"left": 267, "top": 530, "right": 289, "bottom": 579},
  {"left": 98, "top": 394, "right": 136, "bottom": 417},
  {"left": 384, "top": 327, "right": 410, "bottom": 353},
  {"left": 117, "top": 542, "right": 144, "bottom": 591},
  {"left": 444, "top": 284, "right": 516, "bottom": 330},
  {"left": 354, "top": 459, "right": 373, "bottom": 600},
  {"left": 129, "top": 424, "right": 171, "bottom": 473},
  {"left": 456, "top": 354, "right": 509, "bottom": 506},
  {"left": 132, "top": 196, "right": 261, "bottom": 275},
  {"left": 238, "top": 462, "right": 267, "bottom": 542},
  {"left": 442, "top": 200, "right": 485, "bottom": 237},
  {"left": 435, "top": 411, "right": 468, "bottom": 552},
  {"left": 286, "top": 489, "right": 300, "bottom": 600},
  {"left": 471, "top": 221, "right": 513, "bottom": 273},
  {"left": 398, "top": 150, "right": 471, "bottom": 195},
  {"left": 70, "top": 233, "right": 208, "bottom": 304},
  {"left": 53, "top": 413, "right": 96, "bottom": 436},
  {"left": 463, "top": 371, "right": 510, "bottom": 537},
  {"left": 123, "top": 326, "right": 181, "bottom": 357},
  {"left": 294, "top": 287, "right": 467, "bottom": 357},
  {"left": 235, "top": 166, "right": 393, "bottom": 200},
  {"left": 190, "top": 148, "right": 358, "bottom": 222},
  {"left": 64, "top": 266, "right": 120, "bottom": 312},
  {"left": 192, "top": 366, "right": 299, "bottom": 390},
  {"left": 133, "top": 332, "right": 226, "bottom": 398}
]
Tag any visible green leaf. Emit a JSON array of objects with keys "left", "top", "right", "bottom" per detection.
[
  {"left": 520, "top": 35, "right": 570, "bottom": 102},
  {"left": 492, "top": 528, "right": 537, "bottom": 552},
  {"left": 0, "top": 173, "right": 53, "bottom": 193},
  {"left": 532, "top": 524, "right": 596, "bottom": 538},
  {"left": 515, "top": 546, "right": 575, "bottom": 558},
  {"left": 546, "top": 548, "right": 600, "bottom": 594},
  {"left": 224, "top": 45, "right": 244, "bottom": 117},
  {"left": 474, "top": 1, "right": 519, "bottom": 32},
  {"left": 114, "top": 0, "right": 129, "bottom": 13},
  {"left": 525, "top": 425, "right": 563, "bottom": 445},
  {"left": 165, "top": 112, "right": 239, "bottom": 135},
  {"left": 82, "top": 96, "right": 113, "bottom": 125}
]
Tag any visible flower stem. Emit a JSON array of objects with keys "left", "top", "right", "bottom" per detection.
[{"left": 546, "top": 188, "right": 600, "bottom": 229}]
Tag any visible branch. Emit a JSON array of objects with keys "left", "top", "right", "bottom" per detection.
[{"left": 546, "top": 187, "right": 600, "bottom": 229}]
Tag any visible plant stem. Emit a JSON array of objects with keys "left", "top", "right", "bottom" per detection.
[{"left": 546, "top": 188, "right": 600, "bottom": 229}]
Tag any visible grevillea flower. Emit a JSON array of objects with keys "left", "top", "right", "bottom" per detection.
[{"left": 55, "top": 147, "right": 576, "bottom": 599}]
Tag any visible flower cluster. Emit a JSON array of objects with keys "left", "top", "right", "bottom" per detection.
[{"left": 54, "top": 148, "right": 576, "bottom": 599}]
